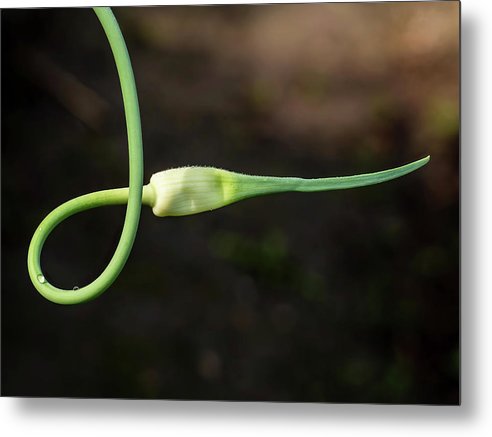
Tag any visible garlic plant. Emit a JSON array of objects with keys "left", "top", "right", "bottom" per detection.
[{"left": 27, "top": 7, "right": 430, "bottom": 305}]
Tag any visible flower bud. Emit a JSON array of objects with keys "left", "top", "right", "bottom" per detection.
[
  {"left": 146, "top": 156, "right": 430, "bottom": 218},
  {"left": 147, "top": 166, "right": 239, "bottom": 217}
]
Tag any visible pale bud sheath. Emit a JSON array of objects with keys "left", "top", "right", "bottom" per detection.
[
  {"left": 145, "top": 166, "right": 307, "bottom": 217},
  {"left": 146, "top": 167, "right": 240, "bottom": 217},
  {"left": 143, "top": 156, "right": 430, "bottom": 218}
]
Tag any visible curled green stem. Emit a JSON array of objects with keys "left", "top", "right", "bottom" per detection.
[{"left": 27, "top": 7, "right": 143, "bottom": 304}]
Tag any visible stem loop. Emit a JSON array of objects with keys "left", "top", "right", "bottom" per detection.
[{"left": 27, "top": 7, "right": 144, "bottom": 304}]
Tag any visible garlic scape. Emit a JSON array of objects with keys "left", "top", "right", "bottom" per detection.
[
  {"left": 145, "top": 156, "right": 430, "bottom": 217},
  {"left": 27, "top": 6, "right": 431, "bottom": 305}
]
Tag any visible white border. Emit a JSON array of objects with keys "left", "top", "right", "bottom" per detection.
[{"left": 2, "top": 0, "right": 490, "bottom": 436}]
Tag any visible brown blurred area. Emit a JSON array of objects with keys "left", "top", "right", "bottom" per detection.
[
  {"left": 1, "top": 3, "right": 459, "bottom": 403},
  {"left": 122, "top": 2, "right": 458, "bottom": 206}
]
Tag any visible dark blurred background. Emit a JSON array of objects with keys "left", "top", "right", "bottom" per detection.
[{"left": 1, "top": 3, "right": 459, "bottom": 403}]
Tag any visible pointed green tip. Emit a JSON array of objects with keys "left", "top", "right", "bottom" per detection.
[
  {"left": 411, "top": 154, "right": 431, "bottom": 170},
  {"left": 414, "top": 155, "right": 431, "bottom": 170},
  {"left": 412, "top": 155, "right": 430, "bottom": 166},
  {"left": 402, "top": 155, "right": 431, "bottom": 173}
]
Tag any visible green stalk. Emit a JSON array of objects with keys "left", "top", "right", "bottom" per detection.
[{"left": 27, "top": 7, "right": 144, "bottom": 304}]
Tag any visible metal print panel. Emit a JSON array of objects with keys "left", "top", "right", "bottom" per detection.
[{"left": 1, "top": 2, "right": 459, "bottom": 404}]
